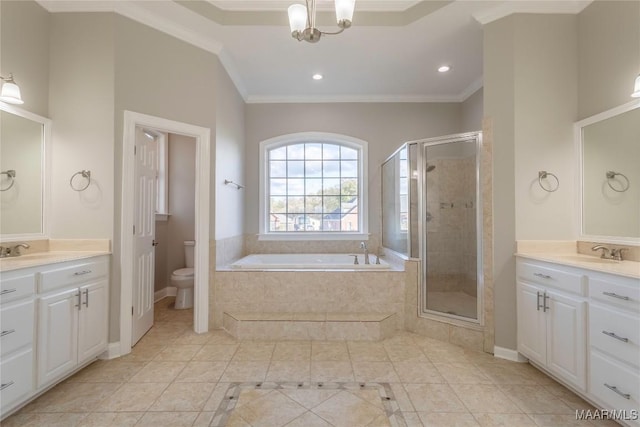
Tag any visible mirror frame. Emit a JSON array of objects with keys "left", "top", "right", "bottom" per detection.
[
  {"left": 575, "top": 99, "right": 640, "bottom": 245},
  {"left": 0, "top": 102, "right": 51, "bottom": 242}
]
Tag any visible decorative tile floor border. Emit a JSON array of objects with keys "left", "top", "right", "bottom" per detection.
[{"left": 210, "top": 381, "right": 407, "bottom": 427}]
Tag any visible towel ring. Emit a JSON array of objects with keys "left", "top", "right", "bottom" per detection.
[
  {"left": 0, "top": 170, "right": 16, "bottom": 192},
  {"left": 606, "top": 171, "right": 630, "bottom": 192},
  {"left": 70, "top": 170, "right": 91, "bottom": 191},
  {"left": 538, "top": 171, "right": 559, "bottom": 192}
]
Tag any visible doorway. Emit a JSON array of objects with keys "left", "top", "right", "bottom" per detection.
[{"left": 120, "top": 111, "right": 210, "bottom": 356}]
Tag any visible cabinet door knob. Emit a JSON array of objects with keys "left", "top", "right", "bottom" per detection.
[
  {"left": 0, "top": 288, "right": 16, "bottom": 295},
  {"left": 536, "top": 291, "right": 542, "bottom": 311},
  {"left": 602, "top": 330, "right": 629, "bottom": 343},
  {"left": 1, "top": 329, "right": 16, "bottom": 337},
  {"left": 533, "top": 273, "right": 552, "bottom": 280},
  {"left": 83, "top": 289, "right": 89, "bottom": 307},
  {"left": 75, "top": 292, "right": 82, "bottom": 310},
  {"left": 543, "top": 293, "right": 550, "bottom": 312},
  {"left": 73, "top": 270, "right": 92, "bottom": 276}
]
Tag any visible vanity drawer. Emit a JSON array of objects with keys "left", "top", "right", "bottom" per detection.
[
  {"left": 39, "top": 259, "right": 108, "bottom": 293},
  {"left": 0, "top": 273, "right": 36, "bottom": 304},
  {"left": 0, "top": 348, "right": 34, "bottom": 415},
  {"left": 0, "top": 299, "right": 34, "bottom": 357},
  {"left": 590, "top": 303, "right": 640, "bottom": 368},
  {"left": 517, "top": 261, "right": 586, "bottom": 295},
  {"left": 590, "top": 276, "right": 640, "bottom": 313},
  {"left": 589, "top": 351, "right": 640, "bottom": 426}
]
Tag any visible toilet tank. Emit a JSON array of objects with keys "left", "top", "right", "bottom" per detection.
[{"left": 184, "top": 240, "right": 195, "bottom": 268}]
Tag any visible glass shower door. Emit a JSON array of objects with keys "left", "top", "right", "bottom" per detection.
[{"left": 422, "top": 134, "right": 481, "bottom": 321}]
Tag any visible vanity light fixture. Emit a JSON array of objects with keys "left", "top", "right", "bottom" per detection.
[
  {"left": 288, "top": 0, "right": 355, "bottom": 43},
  {"left": 0, "top": 73, "right": 24, "bottom": 105}
]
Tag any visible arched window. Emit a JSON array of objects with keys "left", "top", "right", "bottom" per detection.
[{"left": 259, "top": 132, "right": 368, "bottom": 239}]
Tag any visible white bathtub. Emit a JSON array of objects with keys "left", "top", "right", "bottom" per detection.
[{"left": 230, "top": 253, "right": 390, "bottom": 270}]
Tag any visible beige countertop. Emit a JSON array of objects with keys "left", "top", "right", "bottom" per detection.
[
  {"left": 516, "top": 252, "right": 640, "bottom": 279},
  {"left": 0, "top": 251, "right": 110, "bottom": 272}
]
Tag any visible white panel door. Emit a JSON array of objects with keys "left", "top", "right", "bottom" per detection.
[
  {"left": 132, "top": 127, "right": 158, "bottom": 346},
  {"left": 546, "top": 290, "right": 586, "bottom": 390},
  {"left": 37, "top": 289, "right": 78, "bottom": 387},
  {"left": 78, "top": 280, "right": 108, "bottom": 363},
  {"left": 517, "top": 282, "right": 546, "bottom": 364}
]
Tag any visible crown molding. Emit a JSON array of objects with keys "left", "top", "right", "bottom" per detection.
[
  {"left": 459, "top": 77, "right": 483, "bottom": 102},
  {"left": 247, "top": 94, "right": 463, "bottom": 104},
  {"left": 206, "top": 0, "right": 420, "bottom": 12},
  {"left": 473, "top": 0, "right": 593, "bottom": 25}
]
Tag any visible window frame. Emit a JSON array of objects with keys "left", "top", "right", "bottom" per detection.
[{"left": 259, "top": 132, "right": 369, "bottom": 241}]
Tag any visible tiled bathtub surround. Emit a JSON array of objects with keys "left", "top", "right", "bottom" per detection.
[
  {"left": 244, "top": 233, "right": 382, "bottom": 258},
  {"left": 213, "top": 270, "right": 405, "bottom": 331},
  {"left": 214, "top": 235, "right": 245, "bottom": 267},
  {"left": 2, "top": 298, "right": 619, "bottom": 427},
  {"left": 223, "top": 312, "right": 397, "bottom": 341}
]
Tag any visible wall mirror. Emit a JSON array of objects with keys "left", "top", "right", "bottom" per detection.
[
  {"left": 0, "top": 103, "right": 51, "bottom": 240},
  {"left": 576, "top": 100, "right": 640, "bottom": 244}
]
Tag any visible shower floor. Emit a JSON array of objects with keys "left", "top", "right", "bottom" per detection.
[{"left": 427, "top": 291, "right": 477, "bottom": 319}]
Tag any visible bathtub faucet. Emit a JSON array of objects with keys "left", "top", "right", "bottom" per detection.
[{"left": 360, "top": 241, "right": 370, "bottom": 264}]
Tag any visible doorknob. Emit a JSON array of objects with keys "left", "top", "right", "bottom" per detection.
[{"left": 152, "top": 240, "right": 159, "bottom": 247}]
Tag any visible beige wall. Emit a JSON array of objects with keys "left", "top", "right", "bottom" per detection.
[
  {"left": 0, "top": 0, "right": 50, "bottom": 117},
  {"left": 484, "top": 16, "right": 517, "bottom": 351},
  {"left": 578, "top": 1, "right": 640, "bottom": 120},
  {"left": 49, "top": 13, "right": 115, "bottom": 240},
  {"left": 215, "top": 59, "right": 246, "bottom": 241},
  {"left": 244, "top": 103, "right": 463, "bottom": 237},
  {"left": 461, "top": 88, "right": 484, "bottom": 133}
]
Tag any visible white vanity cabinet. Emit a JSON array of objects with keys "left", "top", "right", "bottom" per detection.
[
  {"left": 0, "top": 254, "right": 109, "bottom": 419},
  {"left": 587, "top": 271, "right": 640, "bottom": 426},
  {"left": 0, "top": 271, "right": 36, "bottom": 416},
  {"left": 37, "top": 257, "right": 109, "bottom": 388},
  {"left": 516, "top": 259, "right": 587, "bottom": 390}
]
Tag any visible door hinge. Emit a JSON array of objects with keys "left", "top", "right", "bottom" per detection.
[
  {"left": 134, "top": 145, "right": 137, "bottom": 155},
  {"left": 132, "top": 306, "right": 134, "bottom": 316},
  {"left": 133, "top": 225, "right": 135, "bottom": 234}
]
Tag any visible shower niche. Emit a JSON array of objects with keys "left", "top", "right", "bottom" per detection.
[{"left": 382, "top": 132, "right": 483, "bottom": 323}]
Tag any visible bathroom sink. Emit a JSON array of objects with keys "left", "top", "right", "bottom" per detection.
[{"left": 556, "top": 255, "right": 619, "bottom": 264}]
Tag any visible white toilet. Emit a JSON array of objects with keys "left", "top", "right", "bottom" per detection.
[{"left": 171, "top": 240, "right": 195, "bottom": 309}]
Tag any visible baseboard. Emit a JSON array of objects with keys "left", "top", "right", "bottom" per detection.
[
  {"left": 154, "top": 286, "right": 177, "bottom": 302},
  {"left": 98, "top": 342, "right": 121, "bottom": 360},
  {"left": 493, "top": 346, "right": 528, "bottom": 362}
]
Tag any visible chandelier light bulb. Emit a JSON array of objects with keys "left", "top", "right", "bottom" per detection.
[
  {"left": 288, "top": 4, "right": 307, "bottom": 35},
  {"left": 288, "top": 0, "right": 355, "bottom": 43},
  {"left": 0, "top": 73, "right": 24, "bottom": 105},
  {"left": 335, "top": 0, "right": 355, "bottom": 27}
]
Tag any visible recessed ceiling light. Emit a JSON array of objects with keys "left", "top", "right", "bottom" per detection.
[
  {"left": 312, "top": 73, "right": 323, "bottom": 80},
  {"left": 438, "top": 65, "right": 451, "bottom": 73}
]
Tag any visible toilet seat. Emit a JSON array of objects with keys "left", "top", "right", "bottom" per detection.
[{"left": 172, "top": 267, "right": 194, "bottom": 277}]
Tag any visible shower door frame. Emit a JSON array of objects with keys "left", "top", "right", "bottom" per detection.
[{"left": 417, "top": 132, "right": 484, "bottom": 325}]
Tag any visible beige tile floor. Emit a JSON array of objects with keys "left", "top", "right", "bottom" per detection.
[{"left": 3, "top": 298, "right": 620, "bottom": 427}]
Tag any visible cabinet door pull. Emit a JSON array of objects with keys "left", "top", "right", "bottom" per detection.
[
  {"left": 543, "top": 292, "right": 550, "bottom": 312},
  {"left": 534, "top": 273, "right": 552, "bottom": 280},
  {"left": 602, "top": 291, "right": 630, "bottom": 301},
  {"left": 604, "top": 383, "right": 631, "bottom": 400},
  {"left": 75, "top": 292, "right": 82, "bottom": 310},
  {"left": 536, "top": 291, "right": 542, "bottom": 311},
  {"left": 83, "top": 289, "right": 89, "bottom": 307},
  {"left": 0, "top": 329, "right": 16, "bottom": 337},
  {"left": 0, "top": 381, "right": 14, "bottom": 391},
  {"left": 602, "top": 330, "right": 629, "bottom": 343},
  {"left": 73, "top": 270, "right": 92, "bottom": 276},
  {"left": 0, "top": 288, "right": 16, "bottom": 295}
]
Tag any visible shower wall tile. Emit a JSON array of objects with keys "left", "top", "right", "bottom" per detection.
[{"left": 482, "top": 117, "right": 495, "bottom": 353}]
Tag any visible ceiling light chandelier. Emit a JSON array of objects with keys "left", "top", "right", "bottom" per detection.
[
  {"left": 0, "top": 73, "right": 24, "bottom": 105},
  {"left": 288, "top": 0, "right": 355, "bottom": 43}
]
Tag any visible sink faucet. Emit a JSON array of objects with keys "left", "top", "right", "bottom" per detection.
[
  {"left": 360, "top": 241, "right": 370, "bottom": 265},
  {"left": 591, "top": 245, "right": 610, "bottom": 259},
  {"left": 610, "top": 248, "right": 627, "bottom": 261},
  {"left": 0, "top": 242, "right": 30, "bottom": 258}
]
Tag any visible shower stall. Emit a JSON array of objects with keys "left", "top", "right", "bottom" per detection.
[{"left": 382, "top": 132, "right": 483, "bottom": 323}]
